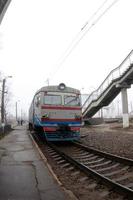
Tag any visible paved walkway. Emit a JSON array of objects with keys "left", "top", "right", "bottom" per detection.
[{"left": 0, "top": 125, "right": 74, "bottom": 200}]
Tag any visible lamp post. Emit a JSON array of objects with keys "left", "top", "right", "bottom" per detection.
[
  {"left": 1, "top": 76, "right": 12, "bottom": 132},
  {"left": 15, "top": 100, "right": 20, "bottom": 123}
]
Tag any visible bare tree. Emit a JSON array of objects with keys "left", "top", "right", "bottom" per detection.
[
  {"left": 0, "top": 73, "right": 12, "bottom": 125},
  {"left": 4, "top": 83, "right": 12, "bottom": 124}
]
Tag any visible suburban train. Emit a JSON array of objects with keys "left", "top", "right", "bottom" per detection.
[{"left": 29, "top": 83, "right": 82, "bottom": 141}]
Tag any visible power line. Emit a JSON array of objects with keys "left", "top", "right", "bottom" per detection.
[
  {"left": 48, "top": 0, "right": 110, "bottom": 81},
  {"left": 81, "top": 0, "right": 109, "bottom": 31},
  {"left": 48, "top": 0, "right": 119, "bottom": 82}
]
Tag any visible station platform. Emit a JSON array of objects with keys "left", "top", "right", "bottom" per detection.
[{"left": 0, "top": 125, "right": 76, "bottom": 200}]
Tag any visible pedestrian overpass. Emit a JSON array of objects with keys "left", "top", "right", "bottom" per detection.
[
  {"left": 82, "top": 50, "right": 133, "bottom": 127},
  {"left": 0, "top": 0, "right": 11, "bottom": 24}
]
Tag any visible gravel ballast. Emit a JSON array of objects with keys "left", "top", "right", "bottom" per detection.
[{"left": 80, "top": 123, "right": 133, "bottom": 159}]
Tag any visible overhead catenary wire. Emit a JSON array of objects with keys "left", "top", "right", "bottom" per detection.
[
  {"left": 47, "top": 0, "right": 110, "bottom": 82},
  {"left": 47, "top": 0, "right": 120, "bottom": 83},
  {"left": 81, "top": 0, "right": 109, "bottom": 31}
]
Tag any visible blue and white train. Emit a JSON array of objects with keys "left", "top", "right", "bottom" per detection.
[{"left": 29, "top": 83, "right": 82, "bottom": 141}]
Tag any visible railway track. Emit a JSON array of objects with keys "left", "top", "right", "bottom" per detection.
[
  {"left": 31, "top": 132, "right": 133, "bottom": 199},
  {"left": 48, "top": 142, "right": 133, "bottom": 197}
]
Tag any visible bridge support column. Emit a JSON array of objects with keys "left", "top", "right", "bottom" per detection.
[{"left": 121, "top": 88, "right": 129, "bottom": 128}]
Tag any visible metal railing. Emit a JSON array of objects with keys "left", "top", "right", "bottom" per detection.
[{"left": 82, "top": 50, "right": 133, "bottom": 114}]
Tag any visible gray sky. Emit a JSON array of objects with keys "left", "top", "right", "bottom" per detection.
[{"left": 0, "top": 0, "right": 133, "bottom": 117}]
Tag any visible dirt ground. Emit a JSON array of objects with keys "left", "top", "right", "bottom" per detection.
[{"left": 80, "top": 122, "right": 133, "bottom": 159}]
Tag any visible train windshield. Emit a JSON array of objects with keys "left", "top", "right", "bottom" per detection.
[
  {"left": 43, "top": 95, "right": 62, "bottom": 105},
  {"left": 64, "top": 95, "right": 80, "bottom": 106}
]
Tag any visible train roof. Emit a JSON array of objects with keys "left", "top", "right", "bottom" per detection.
[{"left": 36, "top": 83, "right": 80, "bottom": 95}]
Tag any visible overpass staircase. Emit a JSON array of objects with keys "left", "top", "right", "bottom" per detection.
[
  {"left": 82, "top": 50, "right": 133, "bottom": 119},
  {"left": 0, "top": 0, "right": 11, "bottom": 24}
]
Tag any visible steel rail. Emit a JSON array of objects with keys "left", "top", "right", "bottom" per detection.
[
  {"left": 48, "top": 141, "right": 133, "bottom": 199},
  {"left": 73, "top": 141, "right": 133, "bottom": 166}
]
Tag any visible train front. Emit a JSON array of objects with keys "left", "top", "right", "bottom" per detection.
[{"left": 41, "top": 84, "right": 82, "bottom": 141}]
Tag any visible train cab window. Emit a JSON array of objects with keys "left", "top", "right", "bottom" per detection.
[
  {"left": 64, "top": 95, "right": 80, "bottom": 106},
  {"left": 43, "top": 95, "right": 62, "bottom": 105}
]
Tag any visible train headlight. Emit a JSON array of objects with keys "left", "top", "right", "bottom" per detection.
[
  {"left": 58, "top": 83, "right": 66, "bottom": 90},
  {"left": 42, "top": 113, "right": 49, "bottom": 118}
]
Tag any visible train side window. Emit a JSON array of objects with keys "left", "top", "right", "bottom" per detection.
[{"left": 35, "top": 94, "right": 41, "bottom": 107}]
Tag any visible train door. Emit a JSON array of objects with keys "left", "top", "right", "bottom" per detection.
[{"left": 33, "top": 92, "right": 42, "bottom": 127}]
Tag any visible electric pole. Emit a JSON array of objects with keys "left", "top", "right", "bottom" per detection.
[
  {"left": 1, "top": 78, "right": 6, "bottom": 125},
  {"left": 16, "top": 101, "right": 18, "bottom": 121}
]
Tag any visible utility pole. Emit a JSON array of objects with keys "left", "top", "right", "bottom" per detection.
[
  {"left": 16, "top": 101, "right": 18, "bottom": 121},
  {"left": 46, "top": 78, "right": 49, "bottom": 86},
  {"left": 1, "top": 78, "right": 6, "bottom": 125}
]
